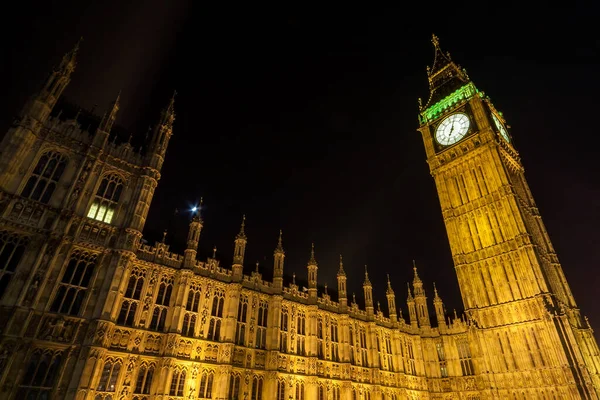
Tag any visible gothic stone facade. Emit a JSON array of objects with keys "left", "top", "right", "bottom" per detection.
[{"left": 0, "top": 37, "right": 598, "bottom": 400}]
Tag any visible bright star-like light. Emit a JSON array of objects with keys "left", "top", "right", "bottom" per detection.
[{"left": 191, "top": 207, "right": 197, "bottom": 212}]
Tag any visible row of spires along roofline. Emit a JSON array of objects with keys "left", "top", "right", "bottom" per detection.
[{"left": 151, "top": 210, "right": 453, "bottom": 324}]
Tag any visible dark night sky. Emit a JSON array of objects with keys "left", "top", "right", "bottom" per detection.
[{"left": 2, "top": 3, "right": 599, "bottom": 337}]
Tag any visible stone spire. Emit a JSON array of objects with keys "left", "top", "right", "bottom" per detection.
[
  {"left": 412, "top": 261, "right": 430, "bottom": 327},
  {"left": 433, "top": 282, "right": 447, "bottom": 330},
  {"left": 183, "top": 199, "right": 203, "bottom": 269},
  {"left": 363, "top": 265, "right": 374, "bottom": 318},
  {"left": 307, "top": 243, "right": 318, "bottom": 303},
  {"left": 148, "top": 91, "right": 176, "bottom": 171},
  {"left": 386, "top": 274, "right": 397, "bottom": 323},
  {"left": 407, "top": 283, "right": 417, "bottom": 328},
  {"left": 99, "top": 91, "right": 120, "bottom": 133},
  {"left": 273, "top": 230, "right": 285, "bottom": 292},
  {"left": 337, "top": 255, "right": 348, "bottom": 309},
  {"left": 232, "top": 215, "right": 247, "bottom": 281}
]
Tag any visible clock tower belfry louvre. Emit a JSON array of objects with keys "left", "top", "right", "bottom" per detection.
[
  {"left": 417, "top": 35, "right": 600, "bottom": 398},
  {"left": 0, "top": 36, "right": 599, "bottom": 400}
]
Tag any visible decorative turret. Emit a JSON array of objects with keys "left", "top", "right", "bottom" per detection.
[
  {"left": 94, "top": 91, "right": 120, "bottom": 148},
  {"left": 407, "top": 283, "right": 417, "bottom": 328},
  {"left": 307, "top": 243, "right": 318, "bottom": 303},
  {"left": 433, "top": 282, "right": 447, "bottom": 330},
  {"left": 363, "top": 265, "right": 374, "bottom": 318},
  {"left": 337, "top": 255, "right": 348, "bottom": 309},
  {"left": 147, "top": 92, "right": 176, "bottom": 171},
  {"left": 183, "top": 200, "right": 203, "bottom": 269},
  {"left": 386, "top": 274, "right": 397, "bottom": 323},
  {"left": 232, "top": 215, "right": 247, "bottom": 281},
  {"left": 412, "top": 261, "right": 431, "bottom": 327},
  {"left": 23, "top": 38, "right": 81, "bottom": 123},
  {"left": 273, "top": 230, "right": 285, "bottom": 292}
]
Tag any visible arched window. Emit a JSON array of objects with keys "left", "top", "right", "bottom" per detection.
[
  {"left": 169, "top": 369, "right": 186, "bottom": 396},
  {"left": 134, "top": 363, "right": 154, "bottom": 394},
  {"left": 21, "top": 151, "right": 67, "bottom": 204},
  {"left": 50, "top": 250, "right": 97, "bottom": 316},
  {"left": 97, "top": 359, "right": 121, "bottom": 392},
  {"left": 87, "top": 174, "right": 124, "bottom": 223},
  {"left": 199, "top": 370, "right": 214, "bottom": 399},
  {"left": 277, "top": 379, "right": 286, "bottom": 400},
  {"left": 295, "top": 381, "right": 305, "bottom": 400},
  {"left": 17, "top": 349, "right": 63, "bottom": 398},
  {"left": 235, "top": 294, "right": 248, "bottom": 345},
  {"left": 182, "top": 313, "right": 196, "bottom": 337},
  {"left": 318, "top": 384, "right": 325, "bottom": 400},
  {"left": 251, "top": 375, "right": 263, "bottom": 400},
  {"left": 255, "top": 300, "right": 268, "bottom": 349},
  {"left": 229, "top": 373, "right": 241, "bottom": 400},
  {"left": 332, "top": 386, "right": 340, "bottom": 400},
  {"left": 0, "top": 231, "right": 28, "bottom": 299},
  {"left": 208, "top": 289, "right": 225, "bottom": 341},
  {"left": 296, "top": 311, "right": 306, "bottom": 355}
]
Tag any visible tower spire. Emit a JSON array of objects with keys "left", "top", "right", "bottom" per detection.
[
  {"left": 337, "top": 254, "right": 348, "bottom": 309},
  {"left": 98, "top": 90, "right": 121, "bottom": 134},
  {"left": 232, "top": 214, "right": 247, "bottom": 281},
  {"left": 423, "top": 34, "right": 470, "bottom": 111},
  {"left": 386, "top": 274, "right": 397, "bottom": 323},
  {"left": 307, "top": 243, "right": 318, "bottom": 303},
  {"left": 273, "top": 229, "right": 285, "bottom": 292},
  {"left": 147, "top": 92, "right": 176, "bottom": 171},
  {"left": 363, "top": 265, "right": 374, "bottom": 318}
]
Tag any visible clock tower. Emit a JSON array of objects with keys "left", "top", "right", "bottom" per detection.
[{"left": 418, "top": 35, "right": 600, "bottom": 398}]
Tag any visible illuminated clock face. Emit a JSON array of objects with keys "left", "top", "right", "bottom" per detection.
[
  {"left": 435, "top": 113, "right": 470, "bottom": 146},
  {"left": 492, "top": 113, "right": 510, "bottom": 142}
]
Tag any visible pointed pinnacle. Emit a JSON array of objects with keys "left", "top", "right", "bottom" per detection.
[
  {"left": 212, "top": 246, "right": 217, "bottom": 258},
  {"left": 407, "top": 283, "right": 414, "bottom": 301},
  {"left": 412, "top": 260, "right": 422, "bottom": 283},
  {"left": 236, "top": 215, "right": 247, "bottom": 240},
  {"left": 308, "top": 242, "right": 317, "bottom": 265},
  {"left": 292, "top": 272, "right": 296, "bottom": 285},
  {"left": 363, "top": 265, "right": 371, "bottom": 286},
  {"left": 255, "top": 261, "right": 259, "bottom": 273},
  {"left": 275, "top": 229, "right": 284, "bottom": 253},
  {"left": 338, "top": 254, "right": 345, "bottom": 275},
  {"left": 386, "top": 274, "right": 394, "bottom": 295},
  {"left": 432, "top": 33, "right": 440, "bottom": 48}
]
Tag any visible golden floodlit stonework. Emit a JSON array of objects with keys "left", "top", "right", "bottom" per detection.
[{"left": 0, "top": 36, "right": 598, "bottom": 400}]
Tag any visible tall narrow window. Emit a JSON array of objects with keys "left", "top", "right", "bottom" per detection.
[
  {"left": 182, "top": 283, "right": 201, "bottom": 337},
  {"left": 318, "top": 385, "right": 325, "bottom": 400},
  {"left": 117, "top": 268, "right": 145, "bottom": 327},
  {"left": 97, "top": 359, "right": 121, "bottom": 393},
  {"left": 21, "top": 151, "right": 67, "bottom": 204},
  {"left": 330, "top": 318, "right": 339, "bottom": 361},
  {"left": 229, "top": 373, "right": 241, "bottom": 400},
  {"left": 169, "top": 369, "right": 186, "bottom": 396},
  {"left": 458, "top": 339, "right": 475, "bottom": 376},
  {"left": 384, "top": 333, "right": 394, "bottom": 371},
  {"left": 134, "top": 363, "right": 154, "bottom": 395},
  {"left": 251, "top": 375, "right": 263, "bottom": 400},
  {"left": 279, "top": 306, "right": 289, "bottom": 353},
  {"left": 255, "top": 300, "right": 268, "bottom": 349},
  {"left": 199, "top": 370, "right": 214, "bottom": 399},
  {"left": 207, "top": 289, "right": 225, "bottom": 341},
  {"left": 437, "top": 342, "right": 448, "bottom": 377},
  {"left": 0, "top": 231, "right": 28, "bottom": 300},
  {"left": 406, "top": 341, "right": 416, "bottom": 375},
  {"left": 349, "top": 324, "right": 355, "bottom": 364},
  {"left": 50, "top": 250, "right": 97, "bottom": 316},
  {"left": 332, "top": 385, "right": 341, "bottom": 400},
  {"left": 359, "top": 326, "right": 368, "bottom": 366},
  {"left": 150, "top": 276, "right": 173, "bottom": 331},
  {"left": 236, "top": 294, "right": 248, "bottom": 346},
  {"left": 317, "top": 317, "right": 324, "bottom": 359},
  {"left": 17, "top": 349, "right": 63, "bottom": 398},
  {"left": 295, "top": 381, "right": 305, "bottom": 400},
  {"left": 277, "top": 379, "right": 285, "bottom": 400},
  {"left": 296, "top": 310, "right": 306, "bottom": 355},
  {"left": 87, "top": 174, "right": 124, "bottom": 224}
]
